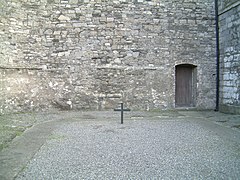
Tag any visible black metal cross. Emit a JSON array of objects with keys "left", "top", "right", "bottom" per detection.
[{"left": 114, "top": 103, "right": 130, "bottom": 124}]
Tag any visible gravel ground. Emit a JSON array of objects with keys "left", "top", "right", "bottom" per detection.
[{"left": 16, "top": 117, "right": 240, "bottom": 179}]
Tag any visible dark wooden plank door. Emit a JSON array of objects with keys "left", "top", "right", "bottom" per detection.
[{"left": 175, "top": 66, "right": 193, "bottom": 107}]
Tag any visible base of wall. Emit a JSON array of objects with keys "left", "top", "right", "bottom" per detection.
[{"left": 219, "top": 104, "right": 240, "bottom": 114}]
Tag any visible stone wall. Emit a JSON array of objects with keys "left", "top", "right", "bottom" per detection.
[
  {"left": 218, "top": 0, "right": 240, "bottom": 114},
  {"left": 0, "top": 0, "right": 216, "bottom": 113}
]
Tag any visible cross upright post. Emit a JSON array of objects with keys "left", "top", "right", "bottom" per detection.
[{"left": 120, "top": 103, "right": 124, "bottom": 124}]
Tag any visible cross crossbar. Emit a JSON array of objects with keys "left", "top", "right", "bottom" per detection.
[{"left": 114, "top": 108, "right": 131, "bottom": 112}]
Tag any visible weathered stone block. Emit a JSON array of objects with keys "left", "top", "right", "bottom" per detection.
[
  {"left": 69, "top": 0, "right": 78, "bottom": 4},
  {"left": 58, "top": 15, "right": 71, "bottom": 21}
]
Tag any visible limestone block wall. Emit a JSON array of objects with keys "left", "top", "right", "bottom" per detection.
[
  {"left": 0, "top": 0, "right": 216, "bottom": 113},
  {"left": 218, "top": 0, "right": 240, "bottom": 114}
]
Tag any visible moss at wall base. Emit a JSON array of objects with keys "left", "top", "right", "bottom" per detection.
[{"left": 220, "top": 104, "right": 240, "bottom": 115}]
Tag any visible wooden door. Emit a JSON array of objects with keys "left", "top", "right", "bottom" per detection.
[{"left": 175, "top": 65, "right": 193, "bottom": 107}]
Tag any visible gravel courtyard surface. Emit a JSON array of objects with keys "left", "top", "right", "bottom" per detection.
[{"left": 15, "top": 112, "right": 240, "bottom": 179}]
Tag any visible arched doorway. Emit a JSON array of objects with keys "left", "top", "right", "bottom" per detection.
[{"left": 175, "top": 64, "right": 197, "bottom": 107}]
